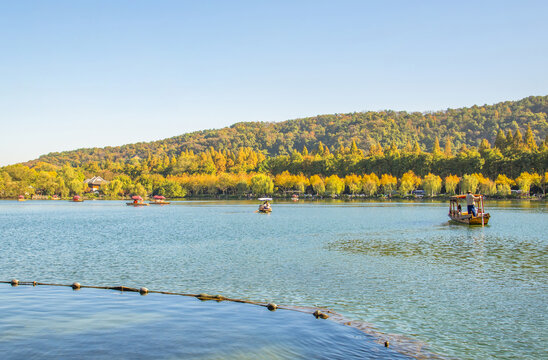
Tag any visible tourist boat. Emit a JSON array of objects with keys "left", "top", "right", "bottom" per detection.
[
  {"left": 291, "top": 194, "right": 299, "bottom": 201},
  {"left": 258, "top": 197, "right": 272, "bottom": 213},
  {"left": 149, "top": 195, "right": 170, "bottom": 205},
  {"left": 127, "top": 195, "right": 149, "bottom": 206},
  {"left": 17, "top": 195, "right": 25, "bottom": 202},
  {"left": 448, "top": 194, "right": 490, "bottom": 225},
  {"left": 71, "top": 195, "right": 84, "bottom": 202}
]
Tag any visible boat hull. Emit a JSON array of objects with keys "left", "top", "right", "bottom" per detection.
[
  {"left": 449, "top": 213, "right": 490, "bottom": 225},
  {"left": 258, "top": 209, "right": 272, "bottom": 213},
  {"left": 126, "top": 203, "right": 149, "bottom": 206},
  {"left": 149, "top": 201, "right": 170, "bottom": 205}
]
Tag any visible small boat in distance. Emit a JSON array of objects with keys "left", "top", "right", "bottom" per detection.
[
  {"left": 18, "top": 195, "right": 25, "bottom": 202},
  {"left": 127, "top": 195, "right": 149, "bottom": 206},
  {"left": 258, "top": 197, "right": 272, "bottom": 213},
  {"left": 71, "top": 195, "right": 84, "bottom": 202},
  {"left": 448, "top": 194, "right": 490, "bottom": 225},
  {"left": 150, "top": 195, "right": 170, "bottom": 205},
  {"left": 291, "top": 194, "right": 299, "bottom": 201}
]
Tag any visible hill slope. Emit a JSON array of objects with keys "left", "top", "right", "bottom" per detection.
[{"left": 33, "top": 96, "right": 548, "bottom": 166}]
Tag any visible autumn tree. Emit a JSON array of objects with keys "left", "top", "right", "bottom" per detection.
[
  {"left": 380, "top": 174, "right": 397, "bottom": 194},
  {"left": 444, "top": 175, "right": 460, "bottom": 195},
  {"left": 325, "top": 175, "right": 344, "bottom": 196},
  {"left": 422, "top": 173, "right": 442, "bottom": 196},
  {"left": 399, "top": 170, "right": 421, "bottom": 196}
]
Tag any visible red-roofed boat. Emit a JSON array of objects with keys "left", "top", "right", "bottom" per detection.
[
  {"left": 448, "top": 194, "right": 490, "bottom": 225},
  {"left": 149, "top": 195, "right": 170, "bottom": 205},
  {"left": 127, "top": 195, "right": 149, "bottom": 206}
]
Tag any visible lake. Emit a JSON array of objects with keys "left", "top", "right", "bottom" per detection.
[{"left": 0, "top": 199, "right": 546, "bottom": 359}]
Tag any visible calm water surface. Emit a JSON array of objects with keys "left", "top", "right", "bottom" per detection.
[{"left": 0, "top": 200, "right": 546, "bottom": 359}]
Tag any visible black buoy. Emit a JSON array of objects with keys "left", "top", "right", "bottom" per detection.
[
  {"left": 71, "top": 282, "right": 81, "bottom": 290},
  {"left": 139, "top": 287, "right": 148, "bottom": 295},
  {"left": 267, "top": 303, "right": 278, "bottom": 311},
  {"left": 32, "top": 281, "right": 37, "bottom": 286},
  {"left": 10, "top": 279, "right": 19, "bottom": 286},
  {"left": 384, "top": 341, "right": 389, "bottom": 348}
]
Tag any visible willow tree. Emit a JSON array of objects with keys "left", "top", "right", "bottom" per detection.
[
  {"left": 250, "top": 174, "right": 274, "bottom": 196},
  {"left": 362, "top": 173, "right": 380, "bottom": 196},
  {"left": 399, "top": 170, "right": 421, "bottom": 196},
  {"left": 444, "top": 175, "right": 460, "bottom": 195},
  {"left": 422, "top": 173, "right": 442, "bottom": 196},
  {"left": 344, "top": 174, "right": 362, "bottom": 195},
  {"left": 309, "top": 175, "right": 325, "bottom": 196},
  {"left": 325, "top": 175, "right": 344, "bottom": 196},
  {"left": 380, "top": 174, "right": 397, "bottom": 194},
  {"left": 460, "top": 174, "right": 480, "bottom": 194}
]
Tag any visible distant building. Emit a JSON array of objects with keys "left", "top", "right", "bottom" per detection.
[{"left": 84, "top": 176, "right": 109, "bottom": 192}]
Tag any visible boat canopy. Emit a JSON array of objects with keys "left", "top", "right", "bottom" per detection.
[
  {"left": 450, "top": 194, "right": 483, "bottom": 200},
  {"left": 153, "top": 195, "right": 166, "bottom": 200},
  {"left": 18, "top": 195, "right": 24, "bottom": 199},
  {"left": 258, "top": 197, "right": 272, "bottom": 201},
  {"left": 131, "top": 195, "right": 143, "bottom": 200},
  {"left": 73, "top": 195, "right": 81, "bottom": 199}
]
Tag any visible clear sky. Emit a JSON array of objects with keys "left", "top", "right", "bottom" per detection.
[{"left": 1, "top": 0, "right": 547, "bottom": 165}]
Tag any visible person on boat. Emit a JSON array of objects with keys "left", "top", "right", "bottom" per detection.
[
  {"left": 133, "top": 199, "right": 138, "bottom": 204},
  {"left": 457, "top": 204, "right": 462, "bottom": 215},
  {"left": 466, "top": 191, "right": 479, "bottom": 216},
  {"left": 262, "top": 200, "right": 270, "bottom": 210}
]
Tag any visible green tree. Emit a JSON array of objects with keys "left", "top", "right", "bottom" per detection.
[
  {"left": 460, "top": 174, "right": 480, "bottom": 194},
  {"left": 524, "top": 125, "right": 538, "bottom": 151},
  {"left": 250, "top": 174, "right": 274, "bottom": 196}
]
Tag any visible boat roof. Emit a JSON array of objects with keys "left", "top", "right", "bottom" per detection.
[
  {"left": 258, "top": 197, "right": 272, "bottom": 201},
  {"left": 450, "top": 194, "right": 483, "bottom": 199}
]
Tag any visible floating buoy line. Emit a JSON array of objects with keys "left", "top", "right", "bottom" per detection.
[
  {"left": 1, "top": 279, "right": 439, "bottom": 359},
  {"left": 2, "top": 279, "right": 327, "bottom": 317}
]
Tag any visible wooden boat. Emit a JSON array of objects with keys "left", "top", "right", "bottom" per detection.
[
  {"left": 149, "top": 195, "right": 170, "bottom": 205},
  {"left": 127, "top": 195, "right": 149, "bottom": 206},
  {"left": 70, "top": 195, "right": 84, "bottom": 202},
  {"left": 258, "top": 197, "right": 272, "bottom": 213},
  {"left": 17, "top": 195, "right": 26, "bottom": 202},
  {"left": 448, "top": 194, "right": 490, "bottom": 225},
  {"left": 127, "top": 202, "right": 149, "bottom": 206}
]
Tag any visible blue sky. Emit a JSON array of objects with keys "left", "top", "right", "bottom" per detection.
[{"left": 1, "top": 1, "right": 547, "bottom": 165}]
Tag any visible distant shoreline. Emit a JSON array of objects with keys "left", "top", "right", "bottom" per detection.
[{"left": 2, "top": 196, "right": 545, "bottom": 202}]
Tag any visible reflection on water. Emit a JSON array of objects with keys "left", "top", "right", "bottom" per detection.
[{"left": 0, "top": 200, "right": 546, "bottom": 359}]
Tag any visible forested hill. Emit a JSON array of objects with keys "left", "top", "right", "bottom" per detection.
[{"left": 33, "top": 95, "right": 548, "bottom": 166}]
